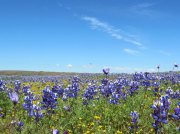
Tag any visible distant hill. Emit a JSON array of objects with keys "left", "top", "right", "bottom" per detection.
[{"left": 0, "top": 70, "right": 78, "bottom": 76}]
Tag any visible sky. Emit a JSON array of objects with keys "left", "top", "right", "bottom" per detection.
[{"left": 0, "top": 0, "right": 180, "bottom": 73}]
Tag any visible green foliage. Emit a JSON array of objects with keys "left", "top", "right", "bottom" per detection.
[
  {"left": 0, "top": 81, "right": 179, "bottom": 134},
  {"left": 0, "top": 91, "right": 13, "bottom": 117}
]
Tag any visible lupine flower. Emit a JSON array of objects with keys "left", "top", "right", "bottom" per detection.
[
  {"left": 52, "top": 85, "right": 64, "bottom": 97},
  {"left": 0, "top": 80, "right": 6, "bottom": 91},
  {"left": 157, "top": 65, "right": 160, "bottom": 70},
  {"left": 172, "top": 102, "right": 180, "bottom": 120},
  {"left": 16, "top": 121, "right": 24, "bottom": 132},
  {"left": 166, "top": 87, "right": 174, "bottom": 96},
  {"left": 14, "top": 80, "right": 21, "bottom": 93},
  {"left": 22, "top": 90, "right": 35, "bottom": 116},
  {"left": 99, "top": 80, "right": 113, "bottom": 98},
  {"left": 83, "top": 83, "right": 97, "bottom": 105},
  {"left": 109, "top": 92, "right": 120, "bottom": 104},
  {"left": 41, "top": 86, "right": 58, "bottom": 112},
  {"left": 128, "top": 81, "right": 139, "bottom": 96},
  {"left": 151, "top": 95, "right": 171, "bottom": 132},
  {"left": 17, "top": 121, "right": 24, "bottom": 127},
  {"left": 103, "top": 68, "right": 110, "bottom": 75},
  {"left": 9, "top": 92, "right": 19, "bottom": 105},
  {"left": 153, "top": 87, "right": 162, "bottom": 96},
  {"left": 22, "top": 86, "right": 31, "bottom": 95},
  {"left": 33, "top": 105, "right": 43, "bottom": 122},
  {"left": 172, "top": 90, "right": 180, "bottom": 99},
  {"left": 63, "top": 106, "right": 71, "bottom": 112},
  {"left": 53, "top": 129, "right": 59, "bottom": 134},
  {"left": 62, "top": 77, "right": 80, "bottom": 101},
  {"left": 0, "top": 107, "right": 3, "bottom": 117},
  {"left": 174, "top": 63, "right": 179, "bottom": 68},
  {"left": 129, "top": 111, "right": 140, "bottom": 131}
]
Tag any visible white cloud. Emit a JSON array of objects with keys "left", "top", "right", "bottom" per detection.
[
  {"left": 130, "top": 3, "right": 154, "bottom": 16},
  {"left": 67, "top": 64, "right": 73, "bottom": 68},
  {"left": 82, "top": 16, "right": 143, "bottom": 47},
  {"left": 123, "top": 48, "right": 139, "bottom": 55}
]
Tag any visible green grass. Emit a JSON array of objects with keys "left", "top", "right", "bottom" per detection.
[{"left": 0, "top": 81, "right": 179, "bottom": 134}]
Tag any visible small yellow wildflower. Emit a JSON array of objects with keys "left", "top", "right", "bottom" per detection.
[
  {"left": 116, "top": 130, "right": 123, "bottom": 134},
  {"left": 98, "top": 125, "right": 103, "bottom": 129},
  {"left": 85, "top": 130, "right": 90, "bottom": 134},
  {"left": 79, "top": 117, "right": 82, "bottom": 120},
  {"left": 94, "top": 115, "right": 101, "bottom": 120},
  {"left": 90, "top": 122, "right": 94, "bottom": 126}
]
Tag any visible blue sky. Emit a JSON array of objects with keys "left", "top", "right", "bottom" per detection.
[{"left": 0, "top": 0, "right": 180, "bottom": 73}]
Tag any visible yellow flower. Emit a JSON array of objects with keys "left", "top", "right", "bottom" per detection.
[
  {"left": 68, "top": 129, "right": 72, "bottom": 133},
  {"left": 116, "top": 130, "right": 123, "bottom": 134},
  {"left": 90, "top": 122, "right": 94, "bottom": 126},
  {"left": 50, "top": 126, "right": 54, "bottom": 129},
  {"left": 94, "top": 115, "right": 101, "bottom": 120},
  {"left": 85, "top": 131, "right": 90, "bottom": 134},
  {"left": 98, "top": 125, "right": 103, "bottom": 129},
  {"left": 79, "top": 117, "right": 82, "bottom": 120}
]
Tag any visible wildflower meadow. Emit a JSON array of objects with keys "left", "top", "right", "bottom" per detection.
[{"left": 0, "top": 65, "right": 179, "bottom": 134}]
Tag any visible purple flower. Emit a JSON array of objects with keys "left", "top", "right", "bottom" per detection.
[
  {"left": 157, "top": 65, "right": 160, "bottom": 70},
  {"left": 172, "top": 102, "right": 180, "bottom": 120},
  {"left": 41, "top": 86, "right": 58, "bottom": 111},
  {"left": 151, "top": 95, "right": 171, "bottom": 132},
  {"left": 129, "top": 111, "right": 139, "bottom": 132},
  {"left": 103, "top": 68, "right": 110, "bottom": 75},
  {"left": 63, "top": 106, "right": 71, "bottom": 112},
  {"left": 14, "top": 80, "right": 21, "bottom": 93},
  {"left": 174, "top": 63, "right": 178, "bottom": 68},
  {"left": 53, "top": 129, "right": 59, "bottom": 134},
  {"left": 16, "top": 121, "right": 24, "bottom": 132},
  {"left": 0, "top": 107, "right": 3, "bottom": 117},
  {"left": 22, "top": 90, "right": 35, "bottom": 116},
  {"left": 33, "top": 105, "right": 43, "bottom": 122},
  {"left": 83, "top": 83, "right": 97, "bottom": 105},
  {"left": 130, "top": 111, "right": 140, "bottom": 124},
  {"left": 9, "top": 92, "right": 19, "bottom": 105},
  {"left": 17, "top": 121, "right": 24, "bottom": 127}
]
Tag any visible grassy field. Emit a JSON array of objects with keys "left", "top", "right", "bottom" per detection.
[{"left": 0, "top": 72, "right": 179, "bottom": 134}]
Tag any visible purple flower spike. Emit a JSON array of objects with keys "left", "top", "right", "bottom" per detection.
[
  {"left": 9, "top": 92, "right": 19, "bottom": 105},
  {"left": 103, "top": 68, "right": 110, "bottom": 75},
  {"left": 53, "top": 129, "right": 59, "bottom": 134}
]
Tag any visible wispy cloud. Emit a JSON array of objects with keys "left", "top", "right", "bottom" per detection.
[
  {"left": 130, "top": 3, "right": 155, "bottom": 16},
  {"left": 67, "top": 64, "right": 73, "bottom": 68},
  {"left": 82, "top": 16, "right": 143, "bottom": 47},
  {"left": 123, "top": 48, "right": 139, "bottom": 55}
]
